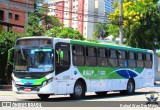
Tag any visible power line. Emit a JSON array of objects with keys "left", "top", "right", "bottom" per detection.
[
  {"left": 42, "top": 4, "right": 109, "bottom": 18},
  {"left": 53, "top": 16, "right": 110, "bottom": 24},
  {"left": 46, "top": 3, "right": 108, "bottom": 16},
  {"left": 39, "top": 6, "right": 109, "bottom": 19}
]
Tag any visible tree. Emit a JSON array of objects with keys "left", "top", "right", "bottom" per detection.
[
  {"left": 93, "top": 22, "right": 109, "bottom": 39},
  {"left": 42, "top": 15, "right": 62, "bottom": 30},
  {"left": 26, "top": 0, "right": 62, "bottom": 36},
  {"left": 109, "top": 0, "right": 160, "bottom": 50},
  {"left": 0, "top": 31, "right": 22, "bottom": 84},
  {"left": 46, "top": 27, "right": 85, "bottom": 40}
]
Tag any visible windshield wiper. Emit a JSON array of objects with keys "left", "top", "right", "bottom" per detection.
[{"left": 20, "top": 47, "right": 25, "bottom": 60}]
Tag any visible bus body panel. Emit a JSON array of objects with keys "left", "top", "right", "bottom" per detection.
[{"left": 11, "top": 37, "right": 155, "bottom": 97}]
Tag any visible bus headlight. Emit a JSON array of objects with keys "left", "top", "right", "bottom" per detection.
[{"left": 42, "top": 77, "right": 53, "bottom": 87}]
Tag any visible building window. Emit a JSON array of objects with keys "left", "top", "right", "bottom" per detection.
[
  {"left": 0, "top": 10, "right": 4, "bottom": 21},
  {"left": 9, "top": 13, "right": 12, "bottom": 19},
  {"left": 15, "top": 14, "right": 19, "bottom": 20}
]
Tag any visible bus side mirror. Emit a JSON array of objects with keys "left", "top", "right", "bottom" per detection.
[{"left": 8, "top": 47, "right": 14, "bottom": 65}]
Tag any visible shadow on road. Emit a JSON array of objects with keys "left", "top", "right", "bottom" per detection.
[{"left": 18, "top": 91, "right": 150, "bottom": 102}]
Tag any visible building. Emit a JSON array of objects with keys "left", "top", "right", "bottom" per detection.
[
  {"left": 47, "top": 0, "right": 114, "bottom": 39},
  {"left": 0, "top": 0, "right": 34, "bottom": 33},
  {"left": 105, "top": 0, "right": 114, "bottom": 14}
]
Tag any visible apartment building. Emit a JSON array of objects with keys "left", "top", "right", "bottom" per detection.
[
  {"left": 47, "top": 0, "right": 114, "bottom": 39},
  {"left": 105, "top": 0, "right": 114, "bottom": 14},
  {"left": 0, "top": 0, "right": 34, "bottom": 33}
]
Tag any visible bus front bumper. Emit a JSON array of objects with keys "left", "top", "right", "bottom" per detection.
[{"left": 12, "top": 81, "right": 55, "bottom": 94}]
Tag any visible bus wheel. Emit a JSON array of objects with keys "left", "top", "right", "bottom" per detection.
[
  {"left": 120, "top": 79, "right": 135, "bottom": 95},
  {"left": 95, "top": 92, "right": 107, "bottom": 96},
  {"left": 70, "top": 81, "right": 85, "bottom": 100},
  {"left": 37, "top": 94, "right": 50, "bottom": 100}
]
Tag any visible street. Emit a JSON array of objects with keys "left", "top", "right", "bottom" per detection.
[{"left": 0, "top": 85, "right": 160, "bottom": 102}]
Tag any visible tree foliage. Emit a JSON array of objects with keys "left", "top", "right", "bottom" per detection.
[
  {"left": 109, "top": 0, "right": 160, "bottom": 50},
  {"left": 0, "top": 31, "right": 22, "bottom": 84},
  {"left": 42, "top": 15, "right": 62, "bottom": 30},
  {"left": 46, "top": 27, "right": 85, "bottom": 40},
  {"left": 26, "top": 1, "right": 62, "bottom": 36},
  {"left": 93, "top": 22, "right": 109, "bottom": 39},
  {"left": 0, "top": 31, "right": 22, "bottom": 54}
]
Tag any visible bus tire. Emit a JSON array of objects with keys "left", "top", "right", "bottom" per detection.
[
  {"left": 70, "top": 81, "right": 85, "bottom": 100},
  {"left": 120, "top": 79, "right": 135, "bottom": 95},
  {"left": 37, "top": 94, "right": 50, "bottom": 100},
  {"left": 95, "top": 91, "right": 107, "bottom": 96}
]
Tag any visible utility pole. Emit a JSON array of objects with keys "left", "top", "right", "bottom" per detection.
[{"left": 119, "top": 0, "right": 123, "bottom": 45}]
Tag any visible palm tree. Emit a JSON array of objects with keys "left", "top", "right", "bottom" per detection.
[{"left": 93, "top": 22, "right": 109, "bottom": 39}]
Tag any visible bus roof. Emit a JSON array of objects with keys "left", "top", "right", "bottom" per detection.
[
  {"left": 16, "top": 37, "right": 153, "bottom": 53},
  {"left": 16, "top": 36, "right": 53, "bottom": 40},
  {"left": 71, "top": 39, "right": 152, "bottom": 53}
]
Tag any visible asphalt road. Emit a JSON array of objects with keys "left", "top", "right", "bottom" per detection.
[
  {"left": 0, "top": 85, "right": 160, "bottom": 110},
  {"left": 0, "top": 84, "right": 160, "bottom": 102}
]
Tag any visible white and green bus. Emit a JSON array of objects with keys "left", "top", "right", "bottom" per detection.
[{"left": 10, "top": 36, "right": 154, "bottom": 99}]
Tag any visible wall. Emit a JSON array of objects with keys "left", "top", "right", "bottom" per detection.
[{"left": 0, "top": 0, "right": 34, "bottom": 33}]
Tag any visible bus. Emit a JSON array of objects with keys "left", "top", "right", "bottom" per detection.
[{"left": 9, "top": 36, "right": 154, "bottom": 100}]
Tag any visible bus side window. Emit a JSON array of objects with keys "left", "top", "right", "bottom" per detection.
[
  {"left": 85, "top": 47, "right": 97, "bottom": 66},
  {"left": 108, "top": 49, "right": 118, "bottom": 67},
  {"left": 137, "top": 53, "right": 144, "bottom": 68},
  {"left": 72, "top": 45, "right": 85, "bottom": 66},
  {"left": 128, "top": 51, "right": 136, "bottom": 68},
  {"left": 144, "top": 53, "right": 152, "bottom": 68},
  {"left": 97, "top": 48, "right": 108, "bottom": 67},
  {"left": 118, "top": 50, "right": 127, "bottom": 67}
]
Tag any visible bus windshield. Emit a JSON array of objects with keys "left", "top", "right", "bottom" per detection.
[{"left": 14, "top": 48, "right": 54, "bottom": 72}]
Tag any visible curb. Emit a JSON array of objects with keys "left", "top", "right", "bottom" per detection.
[{"left": 0, "top": 85, "right": 12, "bottom": 91}]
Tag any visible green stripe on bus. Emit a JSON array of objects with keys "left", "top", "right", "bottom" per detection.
[
  {"left": 71, "top": 40, "right": 148, "bottom": 52},
  {"left": 21, "top": 77, "right": 47, "bottom": 85},
  {"left": 77, "top": 66, "right": 144, "bottom": 79}
]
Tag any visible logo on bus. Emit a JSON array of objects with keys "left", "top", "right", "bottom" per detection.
[
  {"left": 83, "top": 70, "right": 94, "bottom": 76},
  {"left": 74, "top": 71, "right": 78, "bottom": 75},
  {"left": 98, "top": 71, "right": 106, "bottom": 76}
]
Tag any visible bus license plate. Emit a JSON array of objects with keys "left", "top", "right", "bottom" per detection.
[{"left": 24, "top": 88, "right": 31, "bottom": 92}]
